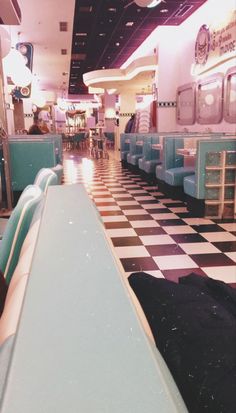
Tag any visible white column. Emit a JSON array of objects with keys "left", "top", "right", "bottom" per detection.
[
  {"left": 104, "top": 91, "right": 116, "bottom": 133},
  {"left": 155, "top": 27, "right": 180, "bottom": 132},
  {"left": 117, "top": 90, "right": 136, "bottom": 150}
]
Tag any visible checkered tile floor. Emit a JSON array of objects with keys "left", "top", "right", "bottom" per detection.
[{"left": 63, "top": 152, "right": 236, "bottom": 288}]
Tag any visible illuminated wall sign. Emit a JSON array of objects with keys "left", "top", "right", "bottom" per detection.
[{"left": 194, "top": 10, "right": 236, "bottom": 75}]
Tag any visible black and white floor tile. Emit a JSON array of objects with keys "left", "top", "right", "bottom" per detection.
[{"left": 63, "top": 152, "right": 236, "bottom": 288}]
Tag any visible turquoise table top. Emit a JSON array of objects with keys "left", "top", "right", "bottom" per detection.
[{"left": 0, "top": 184, "right": 186, "bottom": 413}]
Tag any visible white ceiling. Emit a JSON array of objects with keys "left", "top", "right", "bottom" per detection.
[{"left": 9, "top": 0, "right": 75, "bottom": 98}]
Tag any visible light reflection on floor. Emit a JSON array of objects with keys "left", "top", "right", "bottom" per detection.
[
  {"left": 81, "top": 158, "right": 94, "bottom": 184},
  {"left": 63, "top": 154, "right": 95, "bottom": 185}
]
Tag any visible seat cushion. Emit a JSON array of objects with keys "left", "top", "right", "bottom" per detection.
[
  {"left": 0, "top": 185, "right": 43, "bottom": 285},
  {"left": 183, "top": 174, "right": 196, "bottom": 198},
  {"left": 121, "top": 150, "right": 129, "bottom": 161},
  {"left": 128, "top": 271, "right": 236, "bottom": 413},
  {"left": 144, "top": 160, "right": 161, "bottom": 174},
  {"left": 138, "top": 157, "right": 145, "bottom": 170},
  {"left": 126, "top": 152, "right": 132, "bottom": 163},
  {"left": 156, "top": 164, "right": 164, "bottom": 181},
  {"left": 129, "top": 154, "right": 143, "bottom": 166},
  {"left": 165, "top": 167, "right": 195, "bottom": 186}
]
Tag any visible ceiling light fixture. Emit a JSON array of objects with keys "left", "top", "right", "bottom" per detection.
[
  {"left": 147, "top": 0, "right": 163, "bottom": 8},
  {"left": 125, "top": 0, "right": 164, "bottom": 8}
]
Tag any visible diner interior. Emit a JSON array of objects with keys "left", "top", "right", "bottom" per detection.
[{"left": 0, "top": 1, "right": 235, "bottom": 412}]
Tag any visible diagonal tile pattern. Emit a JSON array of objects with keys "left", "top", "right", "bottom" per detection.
[{"left": 63, "top": 153, "right": 236, "bottom": 287}]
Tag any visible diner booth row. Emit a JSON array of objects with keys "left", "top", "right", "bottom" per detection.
[{"left": 120, "top": 133, "right": 236, "bottom": 219}]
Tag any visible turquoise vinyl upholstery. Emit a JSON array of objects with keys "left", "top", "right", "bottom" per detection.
[
  {"left": 34, "top": 168, "right": 58, "bottom": 193},
  {"left": 183, "top": 139, "right": 236, "bottom": 199},
  {"left": 156, "top": 164, "right": 164, "bottom": 181},
  {"left": 155, "top": 134, "right": 225, "bottom": 184},
  {"left": 120, "top": 133, "right": 135, "bottom": 161},
  {"left": 183, "top": 174, "right": 197, "bottom": 198},
  {"left": 0, "top": 185, "right": 43, "bottom": 285},
  {"left": 155, "top": 137, "right": 184, "bottom": 182},
  {"left": 139, "top": 135, "right": 161, "bottom": 174},
  {"left": 127, "top": 135, "right": 143, "bottom": 165},
  {"left": 51, "top": 164, "right": 63, "bottom": 184},
  {"left": 9, "top": 136, "right": 58, "bottom": 191},
  {"left": 49, "top": 134, "right": 63, "bottom": 164},
  {"left": 0, "top": 184, "right": 187, "bottom": 413},
  {"left": 165, "top": 167, "right": 195, "bottom": 186}
]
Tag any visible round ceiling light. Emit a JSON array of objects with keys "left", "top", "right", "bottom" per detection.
[
  {"left": 147, "top": 0, "right": 162, "bottom": 7},
  {"left": 134, "top": 0, "right": 162, "bottom": 7}
]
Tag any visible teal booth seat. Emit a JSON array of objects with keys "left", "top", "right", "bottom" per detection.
[
  {"left": 139, "top": 135, "right": 161, "bottom": 174},
  {"left": 10, "top": 134, "right": 63, "bottom": 164},
  {"left": 156, "top": 137, "right": 184, "bottom": 182},
  {"left": 155, "top": 134, "right": 225, "bottom": 184},
  {"left": 120, "top": 133, "right": 135, "bottom": 161},
  {"left": 9, "top": 136, "right": 58, "bottom": 192},
  {"left": 127, "top": 135, "right": 143, "bottom": 166},
  {"left": 183, "top": 174, "right": 196, "bottom": 198},
  {"left": 34, "top": 168, "right": 58, "bottom": 193},
  {"left": 43, "top": 134, "right": 63, "bottom": 164},
  {"left": 183, "top": 139, "right": 236, "bottom": 199},
  {"left": 165, "top": 166, "right": 195, "bottom": 186},
  {"left": 0, "top": 185, "right": 43, "bottom": 285}
]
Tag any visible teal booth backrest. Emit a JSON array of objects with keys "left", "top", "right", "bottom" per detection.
[
  {"left": 142, "top": 136, "right": 152, "bottom": 159},
  {"left": 196, "top": 138, "right": 236, "bottom": 199},
  {"left": 50, "top": 134, "right": 63, "bottom": 164},
  {"left": 129, "top": 134, "right": 138, "bottom": 154},
  {"left": 120, "top": 133, "right": 137, "bottom": 151},
  {"left": 34, "top": 168, "right": 58, "bottom": 193},
  {"left": 42, "top": 134, "right": 63, "bottom": 164},
  {"left": 162, "top": 138, "right": 176, "bottom": 170},
  {"left": 10, "top": 134, "right": 63, "bottom": 165},
  {"left": 174, "top": 138, "right": 185, "bottom": 168},
  {"left": 9, "top": 139, "right": 57, "bottom": 191},
  {"left": 51, "top": 164, "right": 63, "bottom": 184},
  {"left": 0, "top": 185, "right": 43, "bottom": 285},
  {"left": 142, "top": 135, "right": 160, "bottom": 160}
]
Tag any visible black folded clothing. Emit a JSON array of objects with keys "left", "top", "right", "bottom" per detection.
[
  {"left": 0, "top": 270, "right": 7, "bottom": 317},
  {"left": 128, "top": 272, "right": 236, "bottom": 413}
]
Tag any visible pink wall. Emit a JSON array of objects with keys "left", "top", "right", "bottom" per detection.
[{"left": 153, "top": 0, "right": 236, "bottom": 133}]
